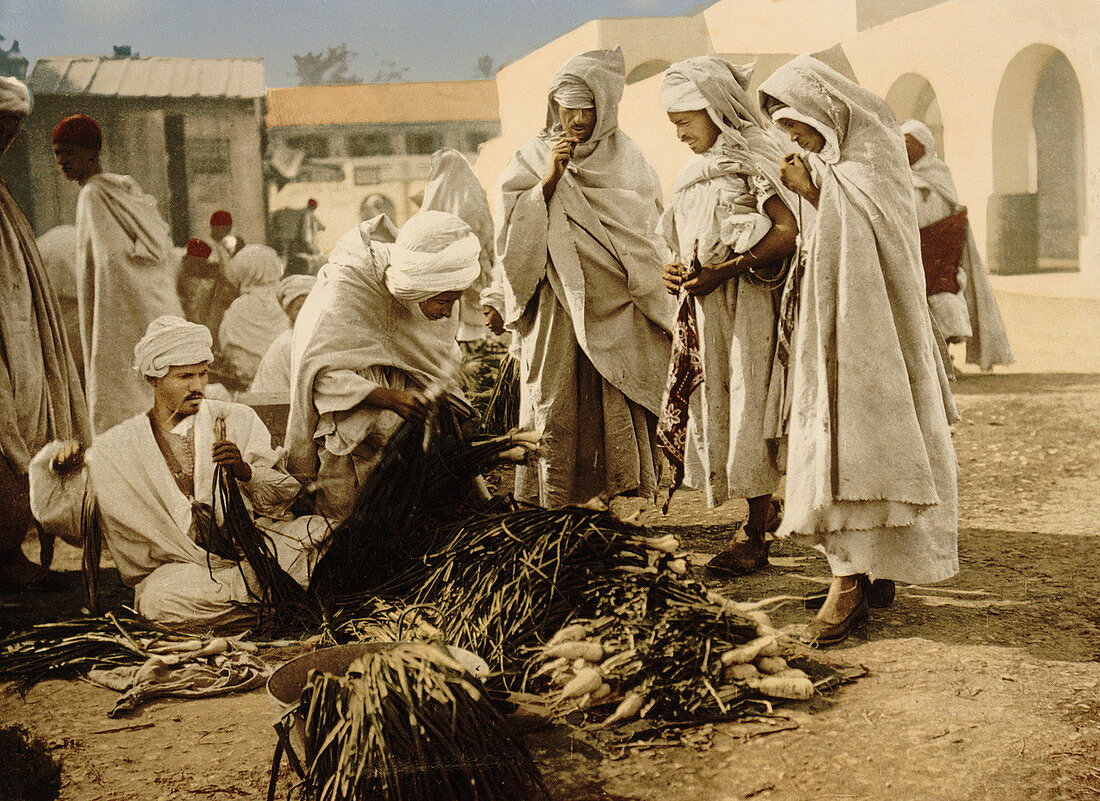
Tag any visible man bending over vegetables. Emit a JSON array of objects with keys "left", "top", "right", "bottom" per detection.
[{"left": 285, "top": 211, "right": 482, "bottom": 521}]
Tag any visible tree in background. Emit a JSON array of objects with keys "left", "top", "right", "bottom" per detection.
[
  {"left": 293, "top": 43, "right": 364, "bottom": 85},
  {"left": 371, "top": 59, "right": 409, "bottom": 83},
  {"left": 475, "top": 55, "right": 497, "bottom": 79}
]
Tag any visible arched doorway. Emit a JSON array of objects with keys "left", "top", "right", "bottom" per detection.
[
  {"left": 886, "top": 73, "right": 944, "bottom": 158},
  {"left": 990, "top": 45, "right": 1085, "bottom": 274}
]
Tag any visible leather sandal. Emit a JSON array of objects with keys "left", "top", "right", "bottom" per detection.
[
  {"left": 804, "top": 578, "right": 895, "bottom": 610},
  {"left": 800, "top": 582, "right": 870, "bottom": 648},
  {"left": 705, "top": 524, "right": 769, "bottom": 577}
]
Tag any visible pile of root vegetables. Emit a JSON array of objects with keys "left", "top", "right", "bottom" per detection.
[{"left": 527, "top": 539, "right": 818, "bottom": 727}]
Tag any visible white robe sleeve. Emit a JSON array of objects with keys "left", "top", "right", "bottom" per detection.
[{"left": 28, "top": 440, "right": 88, "bottom": 547}]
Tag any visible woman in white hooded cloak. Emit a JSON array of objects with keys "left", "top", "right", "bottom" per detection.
[
  {"left": 758, "top": 56, "right": 958, "bottom": 646},
  {"left": 656, "top": 56, "right": 799, "bottom": 575}
]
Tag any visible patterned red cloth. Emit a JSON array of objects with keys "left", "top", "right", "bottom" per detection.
[{"left": 656, "top": 292, "right": 704, "bottom": 512}]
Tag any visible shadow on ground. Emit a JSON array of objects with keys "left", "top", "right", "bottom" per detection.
[{"left": 653, "top": 524, "right": 1100, "bottom": 664}]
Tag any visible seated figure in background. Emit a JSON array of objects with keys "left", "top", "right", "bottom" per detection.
[
  {"left": 218, "top": 244, "right": 290, "bottom": 388},
  {"left": 248, "top": 274, "right": 316, "bottom": 400}
]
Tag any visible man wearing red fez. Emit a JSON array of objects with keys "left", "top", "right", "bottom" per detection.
[
  {"left": 0, "top": 83, "right": 90, "bottom": 587},
  {"left": 52, "top": 113, "right": 183, "bottom": 434},
  {"left": 209, "top": 209, "right": 244, "bottom": 258}
]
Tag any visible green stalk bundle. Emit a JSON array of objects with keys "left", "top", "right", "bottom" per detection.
[
  {"left": 404, "top": 506, "right": 647, "bottom": 680},
  {"left": 210, "top": 464, "right": 315, "bottom": 632},
  {"left": 0, "top": 615, "right": 169, "bottom": 690},
  {"left": 297, "top": 642, "right": 548, "bottom": 801},
  {"left": 306, "top": 418, "right": 538, "bottom": 615}
]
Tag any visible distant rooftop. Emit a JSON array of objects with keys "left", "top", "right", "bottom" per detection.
[
  {"left": 266, "top": 80, "right": 499, "bottom": 128},
  {"left": 28, "top": 56, "right": 265, "bottom": 98}
]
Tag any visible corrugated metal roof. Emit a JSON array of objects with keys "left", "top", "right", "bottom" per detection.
[
  {"left": 265, "top": 80, "right": 499, "bottom": 128},
  {"left": 28, "top": 57, "right": 265, "bottom": 98}
]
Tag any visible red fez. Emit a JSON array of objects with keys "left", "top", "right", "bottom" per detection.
[
  {"left": 307, "top": 198, "right": 318, "bottom": 209},
  {"left": 210, "top": 210, "right": 232, "bottom": 227},
  {"left": 185, "top": 238, "right": 212, "bottom": 259},
  {"left": 52, "top": 114, "right": 103, "bottom": 151}
]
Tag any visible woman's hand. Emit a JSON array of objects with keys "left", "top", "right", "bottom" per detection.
[
  {"left": 780, "top": 154, "right": 819, "bottom": 206},
  {"left": 662, "top": 263, "right": 684, "bottom": 295},
  {"left": 542, "top": 138, "right": 576, "bottom": 202},
  {"left": 683, "top": 261, "right": 737, "bottom": 297},
  {"left": 212, "top": 440, "right": 252, "bottom": 482},
  {"left": 52, "top": 441, "right": 84, "bottom": 473},
  {"left": 483, "top": 306, "right": 505, "bottom": 336}
]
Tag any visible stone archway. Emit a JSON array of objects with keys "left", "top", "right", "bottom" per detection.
[
  {"left": 989, "top": 45, "right": 1085, "bottom": 274},
  {"left": 886, "top": 72, "right": 944, "bottom": 158}
]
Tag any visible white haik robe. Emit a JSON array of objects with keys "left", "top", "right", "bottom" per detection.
[
  {"left": 75, "top": 173, "right": 183, "bottom": 434},
  {"left": 286, "top": 217, "right": 468, "bottom": 520},
  {"left": 496, "top": 48, "right": 674, "bottom": 507},
  {"left": 758, "top": 56, "right": 958, "bottom": 584}
]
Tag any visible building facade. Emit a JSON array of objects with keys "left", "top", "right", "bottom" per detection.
[
  {"left": 23, "top": 56, "right": 266, "bottom": 245},
  {"left": 265, "top": 80, "right": 499, "bottom": 254},
  {"left": 477, "top": 0, "right": 1098, "bottom": 284}
]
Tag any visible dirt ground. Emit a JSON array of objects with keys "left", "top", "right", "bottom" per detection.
[{"left": 2, "top": 367, "right": 1099, "bottom": 801}]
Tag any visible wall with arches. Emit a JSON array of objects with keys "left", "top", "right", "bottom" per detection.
[
  {"left": 841, "top": 0, "right": 1097, "bottom": 279},
  {"left": 476, "top": 0, "right": 1098, "bottom": 282}
]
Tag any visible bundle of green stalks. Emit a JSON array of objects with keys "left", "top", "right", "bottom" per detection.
[
  {"left": 390, "top": 506, "right": 648, "bottom": 681},
  {"left": 479, "top": 353, "right": 520, "bottom": 436},
  {"left": 0, "top": 614, "right": 200, "bottom": 690},
  {"left": 297, "top": 642, "right": 548, "bottom": 801},
  {"left": 305, "top": 419, "right": 539, "bottom": 620},
  {"left": 529, "top": 555, "right": 819, "bottom": 726},
  {"left": 210, "top": 461, "right": 315, "bottom": 632}
]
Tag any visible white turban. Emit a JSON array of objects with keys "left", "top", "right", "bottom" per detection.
[
  {"left": 276, "top": 274, "right": 316, "bottom": 311},
  {"left": 549, "top": 76, "right": 595, "bottom": 109},
  {"left": 0, "top": 77, "right": 29, "bottom": 116},
  {"left": 385, "top": 210, "right": 481, "bottom": 302},
  {"left": 659, "top": 70, "right": 709, "bottom": 113},
  {"left": 900, "top": 118, "right": 936, "bottom": 158},
  {"left": 133, "top": 316, "right": 213, "bottom": 378}
]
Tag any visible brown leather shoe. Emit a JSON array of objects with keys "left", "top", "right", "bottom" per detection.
[
  {"left": 705, "top": 525, "right": 769, "bottom": 577},
  {"left": 804, "top": 578, "right": 895, "bottom": 610},
  {"left": 800, "top": 588, "right": 870, "bottom": 648}
]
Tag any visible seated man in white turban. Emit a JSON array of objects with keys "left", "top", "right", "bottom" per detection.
[
  {"left": 248, "top": 274, "right": 316, "bottom": 400},
  {"left": 286, "top": 211, "right": 481, "bottom": 521},
  {"left": 29, "top": 316, "right": 328, "bottom": 625}
]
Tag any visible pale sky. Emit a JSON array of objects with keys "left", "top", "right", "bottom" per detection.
[{"left": 0, "top": 0, "right": 705, "bottom": 86}]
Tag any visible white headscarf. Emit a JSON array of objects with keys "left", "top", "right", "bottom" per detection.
[
  {"left": 659, "top": 56, "right": 794, "bottom": 204},
  {"left": 276, "top": 274, "right": 316, "bottom": 312},
  {"left": 225, "top": 244, "right": 283, "bottom": 293},
  {"left": 0, "top": 77, "right": 30, "bottom": 115},
  {"left": 900, "top": 118, "right": 958, "bottom": 204},
  {"left": 133, "top": 316, "right": 213, "bottom": 378},
  {"left": 384, "top": 210, "right": 481, "bottom": 302}
]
